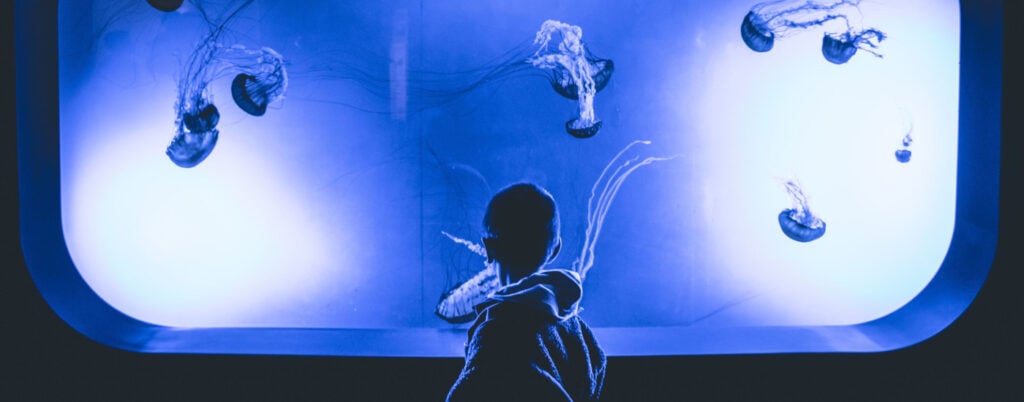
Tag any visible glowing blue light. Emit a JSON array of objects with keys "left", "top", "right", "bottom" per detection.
[{"left": 22, "top": 0, "right": 986, "bottom": 357}]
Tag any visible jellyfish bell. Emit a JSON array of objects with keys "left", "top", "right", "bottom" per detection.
[
  {"left": 228, "top": 47, "right": 288, "bottom": 117},
  {"left": 231, "top": 73, "right": 269, "bottom": 116},
  {"left": 166, "top": 128, "right": 219, "bottom": 168},
  {"left": 741, "top": 11, "right": 774, "bottom": 52},
  {"left": 566, "top": 119, "right": 602, "bottom": 139},
  {"left": 778, "top": 208, "right": 826, "bottom": 242},
  {"left": 822, "top": 32, "right": 858, "bottom": 64},
  {"left": 895, "top": 149, "right": 912, "bottom": 163},
  {"left": 147, "top": 0, "right": 184, "bottom": 12},
  {"left": 550, "top": 58, "right": 615, "bottom": 100}
]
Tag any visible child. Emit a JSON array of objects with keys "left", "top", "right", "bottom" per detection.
[{"left": 446, "top": 183, "right": 606, "bottom": 402}]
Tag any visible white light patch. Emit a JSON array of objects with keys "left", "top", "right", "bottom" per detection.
[
  {"left": 690, "top": 0, "right": 959, "bottom": 325},
  {"left": 62, "top": 109, "right": 346, "bottom": 328}
]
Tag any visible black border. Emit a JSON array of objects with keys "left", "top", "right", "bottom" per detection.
[{"left": 4, "top": 0, "right": 1021, "bottom": 400}]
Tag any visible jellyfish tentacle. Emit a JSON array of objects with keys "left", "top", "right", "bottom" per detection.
[
  {"left": 441, "top": 231, "right": 488, "bottom": 259},
  {"left": 574, "top": 141, "right": 679, "bottom": 279}
]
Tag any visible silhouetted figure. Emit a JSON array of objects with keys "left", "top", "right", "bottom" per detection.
[{"left": 446, "top": 183, "right": 606, "bottom": 402}]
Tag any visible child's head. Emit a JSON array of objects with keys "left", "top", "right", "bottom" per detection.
[{"left": 482, "top": 183, "right": 561, "bottom": 279}]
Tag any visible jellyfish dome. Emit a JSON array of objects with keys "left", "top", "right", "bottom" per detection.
[
  {"left": 229, "top": 47, "right": 289, "bottom": 117},
  {"left": 822, "top": 32, "right": 858, "bottom": 64},
  {"left": 778, "top": 209, "right": 826, "bottom": 242},
  {"left": 550, "top": 58, "right": 615, "bottom": 100},
  {"left": 740, "top": 11, "right": 774, "bottom": 52},
  {"left": 166, "top": 129, "right": 219, "bottom": 168},
  {"left": 147, "top": 0, "right": 184, "bottom": 12},
  {"left": 566, "top": 119, "right": 602, "bottom": 139},
  {"left": 895, "top": 149, "right": 912, "bottom": 163}
]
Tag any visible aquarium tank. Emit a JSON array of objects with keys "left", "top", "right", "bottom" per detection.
[{"left": 15, "top": 0, "right": 1001, "bottom": 356}]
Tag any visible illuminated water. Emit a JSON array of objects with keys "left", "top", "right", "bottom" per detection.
[{"left": 58, "top": 0, "right": 959, "bottom": 336}]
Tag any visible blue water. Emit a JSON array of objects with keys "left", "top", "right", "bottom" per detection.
[{"left": 57, "top": 0, "right": 960, "bottom": 333}]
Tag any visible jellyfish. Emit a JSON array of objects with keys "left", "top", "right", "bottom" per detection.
[
  {"left": 147, "top": 0, "right": 184, "bottom": 12},
  {"left": 777, "top": 179, "right": 826, "bottom": 242},
  {"left": 228, "top": 46, "right": 289, "bottom": 117},
  {"left": 435, "top": 141, "right": 678, "bottom": 323},
  {"left": 892, "top": 109, "right": 914, "bottom": 163},
  {"left": 740, "top": 0, "right": 885, "bottom": 63},
  {"left": 166, "top": 1, "right": 291, "bottom": 167},
  {"left": 435, "top": 232, "right": 499, "bottom": 323},
  {"left": 529, "top": 20, "right": 607, "bottom": 138},
  {"left": 894, "top": 125, "right": 914, "bottom": 163},
  {"left": 821, "top": 28, "right": 886, "bottom": 64}
]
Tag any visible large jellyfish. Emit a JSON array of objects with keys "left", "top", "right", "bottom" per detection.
[
  {"left": 777, "top": 179, "right": 826, "bottom": 242},
  {"left": 528, "top": 20, "right": 609, "bottom": 139},
  {"left": 166, "top": 0, "right": 289, "bottom": 167},
  {"left": 740, "top": 0, "right": 885, "bottom": 64},
  {"left": 435, "top": 141, "right": 678, "bottom": 323}
]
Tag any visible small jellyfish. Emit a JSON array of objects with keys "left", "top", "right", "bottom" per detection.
[
  {"left": 228, "top": 47, "right": 289, "bottom": 116},
  {"left": 893, "top": 110, "right": 914, "bottom": 163},
  {"left": 821, "top": 28, "right": 886, "bottom": 64},
  {"left": 777, "top": 179, "right": 826, "bottom": 242},
  {"left": 147, "top": 0, "right": 184, "bottom": 12},
  {"left": 740, "top": 0, "right": 885, "bottom": 63},
  {"left": 894, "top": 131, "right": 914, "bottom": 163},
  {"left": 435, "top": 141, "right": 678, "bottom": 323},
  {"left": 529, "top": 20, "right": 607, "bottom": 139}
]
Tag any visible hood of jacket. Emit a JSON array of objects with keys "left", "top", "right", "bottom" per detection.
[{"left": 488, "top": 268, "right": 582, "bottom": 321}]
